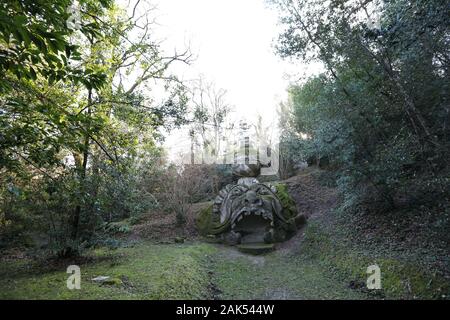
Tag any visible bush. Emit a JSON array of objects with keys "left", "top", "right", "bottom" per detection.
[{"left": 0, "top": 154, "right": 161, "bottom": 256}]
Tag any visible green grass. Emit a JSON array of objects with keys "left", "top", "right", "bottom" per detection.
[
  {"left": 0, "top": 242, "right": 217, "bottom": 300},
  {"left": 299, "top": 221, "right": 450, "bottom": 299}
]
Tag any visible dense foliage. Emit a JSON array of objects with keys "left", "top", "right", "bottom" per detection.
[
  {"left": 0, "top": 0, "right": 189, "bottom": 256},
  {"left": 274, "top": 0, "right": 449, "bottom": 218}
]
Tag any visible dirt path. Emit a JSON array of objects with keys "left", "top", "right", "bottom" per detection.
[{"left": 208, "top": 168, "right": 369, "bottom": 300}]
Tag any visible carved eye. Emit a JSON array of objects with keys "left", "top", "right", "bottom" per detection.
[
  {"left": 231, "top": 187, "right": 244, "bottom": 196},
  {"left": 256, "top": 186, "right": 270, "bottom": 195}
]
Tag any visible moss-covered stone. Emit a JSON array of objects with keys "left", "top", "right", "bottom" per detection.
[
  {"left": 195, "top": 204, "right": 230, "bottom": 236},
  {"left": 273, "top": 183, "right": 298, "bottom": 220},
  {"left": 174, "top": 237, "right": 185, "bottom": 243},
  {"left": 237, "top": 243, "right": 275, "bottom": 255},
  {"left": 196, "top": 183, "right": 301, "bottom": 242},
  {"left": 100, "top": 277, "right": 123, "bottom": 286},
  {"left": 196, "top": 204, "right": 213, "bottom": 236}
]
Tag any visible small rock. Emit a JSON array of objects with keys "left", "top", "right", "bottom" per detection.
[
  {"left": 174, "top": 237, "right": 185, "bottom": 243},
  {"left": 295, "top": 214, "right": 307, "bottom": 226},
  {"left": 91, "top": 276, "right": 122, "bottom": 286},
  {"left": 223, "top": 231, "right": 242, "bottom": 246},
  {"left": 92, "top": 276, "right": 110, "bottom": 283}
]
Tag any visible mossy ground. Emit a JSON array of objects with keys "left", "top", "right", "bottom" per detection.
[
  {"left": 0, "top": 242, "right": 217, "bottom": 300},
  {"left": 1, "top": 222, "right": 448, "bottom": 299},
  {"left": 0, "top": 238, "right": 373, "bottom": 300}
]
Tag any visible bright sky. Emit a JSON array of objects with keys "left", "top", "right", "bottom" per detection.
[
  {"left": 153, "top": 0, "right": 295, "bottom": 119},
  {"left": 124, "top": 0, "right": 321, "bottom": 161}
]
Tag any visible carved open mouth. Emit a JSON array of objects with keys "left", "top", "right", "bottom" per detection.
[{"left": 231, "top": 206, "right": 273, "bottom": 229}]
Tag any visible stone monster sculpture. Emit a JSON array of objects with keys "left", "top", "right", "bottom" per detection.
[{"left": 197, "top": 161, "right": 305, "bottom": 246}]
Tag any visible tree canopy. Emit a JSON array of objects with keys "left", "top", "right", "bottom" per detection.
[{"left": 274, "top": 0, "right": 449, "bottom": 216}]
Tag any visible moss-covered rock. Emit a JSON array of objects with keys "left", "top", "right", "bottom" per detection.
[
  {"left": 196, "top": 204, "right": 213, "bottom": 236},
  {"left": 273, "top": 183, "right": 298, "bottom": 220},
  {"left": 236, "top": 243, "right": 275, "bottom": 254},
  {"left": 195, "top": 204, "right": 230, "bottom": 236},
  {"left": 100, "top": 277, "right": 123, "bottom": 286}
]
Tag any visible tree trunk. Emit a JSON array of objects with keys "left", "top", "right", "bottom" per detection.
[{"left": 70, "top": 89, "right": 92, "bottom": 242}]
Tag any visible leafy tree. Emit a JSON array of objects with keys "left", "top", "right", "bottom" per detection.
[
  {"left": 273, "top": 0, "right": 449, "bottom": 214},
  {"left": 0, "top": 1, "right": 190, "bottom": 256},
  {"left": 0, "top": 0, "right": 111, "bottom": 91}
]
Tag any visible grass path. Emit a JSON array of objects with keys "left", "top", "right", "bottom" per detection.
[{"left": 210, "top": 243, "right": 368, "bottom": 300}]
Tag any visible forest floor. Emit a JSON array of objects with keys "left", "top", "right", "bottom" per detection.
[{"left": 0, "top": 167, "right": 448, "bottom": 299}]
